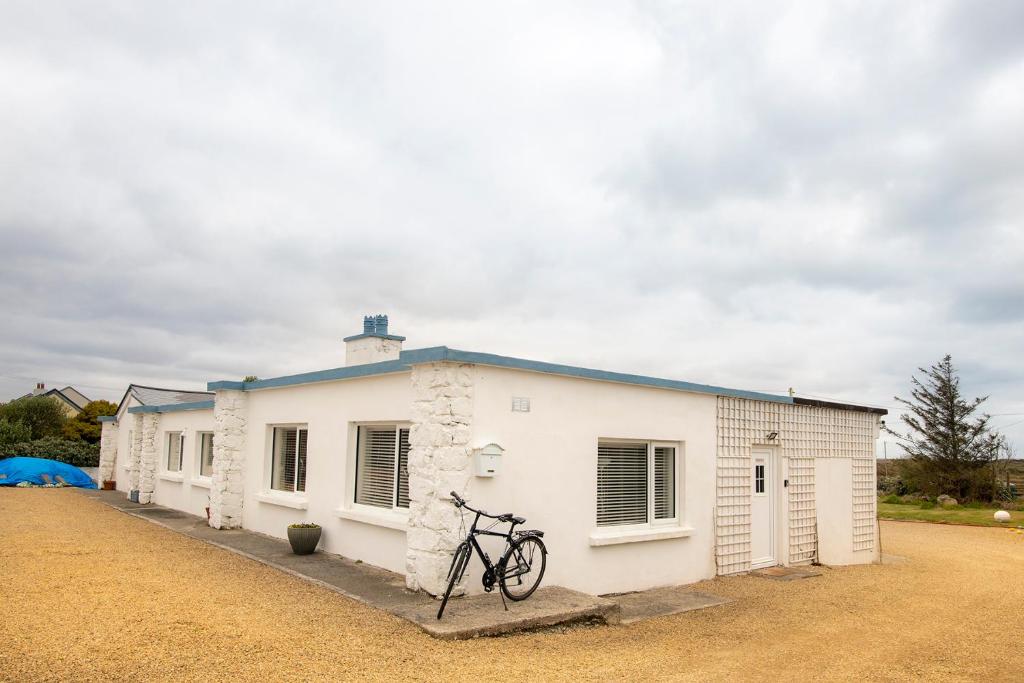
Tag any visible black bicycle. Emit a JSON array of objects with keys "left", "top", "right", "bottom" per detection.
[{"left": 436, "top": 491, "right": 547, "bottom": 620}]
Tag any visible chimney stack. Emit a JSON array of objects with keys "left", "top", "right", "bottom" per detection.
[
  {"left": 33, "top": 382, "right": 45, "bottom": 396},
  {"left": 343, "top": 314, "right": 405, "bottom": 366}
]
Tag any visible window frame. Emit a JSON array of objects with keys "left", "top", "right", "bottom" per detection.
[
  {"left": 165, "top": 431, "right": 184, "bottom": 473},
  {"left": 596, "top": 439, "right": 681, "bottom": 531},
  {"left": 266, "top": 424, "right": 309, "bottom": 496},
  {"left": 196, "top": 431, "right": 214, "bottom": 479},
  {"left": 352, "top": 423, "right": 411, "bottom": 512}
]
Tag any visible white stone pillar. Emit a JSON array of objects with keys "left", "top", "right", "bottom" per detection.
[
  {"left": 97, "top": 421, "right": 119, "bottom": 486},
  {"left": 209, "top": 389, "right": 248, "bottom": 529},
  {"left": 405, "top": 362, "right": 474, "bottom": 595},
  {"left": 138, "top": 413, "right": 159, "bottom": 504},
  {"left": 128, "top": 413, "right": 144, "bottom": 499}
]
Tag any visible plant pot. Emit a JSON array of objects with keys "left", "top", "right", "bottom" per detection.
[
  {"left": 102, "top": 480, "right": 116, "bottom": 491},
  {"left": 287, "top": 526, "right": 322, "bottom": 555}
]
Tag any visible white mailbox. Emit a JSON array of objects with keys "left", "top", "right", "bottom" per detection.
[{"left": 474, "top": 443, "right": 504, "bottom": 477}]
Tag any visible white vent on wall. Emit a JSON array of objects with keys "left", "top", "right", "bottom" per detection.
[{"left": 512, "top": 397, "right": 531, "bottom": 412}]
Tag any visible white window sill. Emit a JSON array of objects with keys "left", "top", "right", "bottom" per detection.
[
  {"left": 158, "top": 472, "right": 184, "bottom": 483},
  {"left": 190, "top": 478, "right": 212, "bottom": 489},
  {"left": 589, "top": 525, "right": 694, "bottom": 547},
  {"left": 334, "top": 505, "right": 408, "bottom": 531},
  {"left": 255, "top": 491, "right": 308, "bottom": 510}
]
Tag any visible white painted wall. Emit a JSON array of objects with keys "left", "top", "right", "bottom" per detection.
[
  {"left": 815, "top": 458, "right": 878, "bottom": 566},
  {"left": 462, "top": 366, "right": 719, "bottom": 596},
  {"left": 113, "top": 396, "right": 142, "bottom": 493},
  {"left": 151, "top": 409, "right": 216, "bottom": 519},
  {"left": 239, "top": 371, "right": 413, "bottom": 573}
]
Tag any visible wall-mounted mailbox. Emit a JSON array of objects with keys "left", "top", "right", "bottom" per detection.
[{"left": 474, "top": 443, "right": 504, "bottom": 477}]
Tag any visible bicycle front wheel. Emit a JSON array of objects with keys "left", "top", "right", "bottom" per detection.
[
  {"left": 499, "top": 535, "right": 547, "bottom": 601},
  {"left": 437, "top": 541, "right": 470, "bottom": 620}
]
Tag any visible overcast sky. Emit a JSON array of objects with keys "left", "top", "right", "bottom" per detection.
[{"left": 1, "top": 1, "right": 1022, "bottom": 452}]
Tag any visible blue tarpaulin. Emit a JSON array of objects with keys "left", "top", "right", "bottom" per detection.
[{"left": 0, "top": 457, "right": 97, "bottom": 489}]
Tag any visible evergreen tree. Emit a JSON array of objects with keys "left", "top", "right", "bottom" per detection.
[{"left": 889, "top": 355, "right": 1001, "bottom": 500}]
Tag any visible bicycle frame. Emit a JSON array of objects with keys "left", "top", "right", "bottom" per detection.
[{"left": 461, "top": 507, "right": 522, "bottom": 588}]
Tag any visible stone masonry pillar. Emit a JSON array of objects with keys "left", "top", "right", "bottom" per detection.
[
  {"left": 128, "top": 413, "right": 143, "bottom": 499},
  {"left": 97, "top": 421, "right": 119, "bottom": 486},
  {"left": 138, "top": 413, "right": 160, "bottom": 504},
  {"left": 405, "top": 362, "right": 474, "bottom": 595},
  {"left": 209, "top": 389, "right": 248, "bottom": 529}
]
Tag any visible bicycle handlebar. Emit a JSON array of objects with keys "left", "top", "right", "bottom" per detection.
[{"left": 449, "top": 491, "right": 514, "bottom": 521}]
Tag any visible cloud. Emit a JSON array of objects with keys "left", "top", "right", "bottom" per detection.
[{"left": 0, "top": 0, "right": 1022, "bottom": 448}]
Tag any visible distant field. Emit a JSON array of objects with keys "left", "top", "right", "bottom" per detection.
[
  {"left": 877, "top": 502, "right": 1022, "bottom": 528},
  {"left": 878, "top": 458, "right": 1024, "bottom": 489}
]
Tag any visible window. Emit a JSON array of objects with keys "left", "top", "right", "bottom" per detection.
[
  {"left": 198, "top": 432, "right": 214, "bottom": 477},
  {"left": 355, "top": 425, "right": 410, "bottom": 510},
  {"left": 597, "top": 441, "right": 678, "bottom": 527},
  {"left": 754, "top": 462, "right": 765, "bottom": 495},
  {"left": 166, "top": 432, "right": 184, "bottom": 472},
  {"left": 271, "top": 427, "right": 308, "bottom": 493}
]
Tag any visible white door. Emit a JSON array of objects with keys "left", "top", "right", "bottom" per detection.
[{"left": 750, "top": 449, "right": 777, "bottom": 568}]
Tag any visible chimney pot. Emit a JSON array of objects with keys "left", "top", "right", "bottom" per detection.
[
  {"left": 374, "top": 314, "right": 389, "bottom": 335},
  {"left": 363, "top": 316, "right": 375, "bottom": 334}
]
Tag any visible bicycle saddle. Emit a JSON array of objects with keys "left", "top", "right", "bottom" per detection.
[{"left": 498, "top": 514, "right": 527, "bottom": 524}]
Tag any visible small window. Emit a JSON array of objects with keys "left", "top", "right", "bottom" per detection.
[
  {"left": 271, "top": 427, "right": 308, "bottom": 493},
  {"left": 597, "top": 441, "right": 679, "bottom": 528},
  {"left": 166, "top": 432, "right": 184, "bottom": 472},
  {"left": 198, "top": 432, "right": 214, "bottom": 477},
  {"left": 754, "top": 463, "right": 765, "bottom": 495},
  {"left": 355, "top": 425, "right": 410, "bottom": 510}
]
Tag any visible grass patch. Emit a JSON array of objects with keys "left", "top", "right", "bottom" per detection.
[{"left": 878, "top": 502, "right": 1019, "bottom": 527}]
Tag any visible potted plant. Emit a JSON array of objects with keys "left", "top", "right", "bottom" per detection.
[{"left": 287, "top": 523, "right": 322, "bottom": 555}]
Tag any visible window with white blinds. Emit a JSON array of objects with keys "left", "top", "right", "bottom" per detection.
[
  {"left": 272, "top": 427, "right": 308, "bottom": 493},
  {"left": 597, "top": 441, "right": 679, "bottom": 527},
  {"left": 355, "top": 425, "right": 411, "bottom": 510},
  {"left": 198, "top": 432, "right": 214, "bottom": 477},
  {"left": 166, "top": 432, "right": 184, "bottom": 472}
]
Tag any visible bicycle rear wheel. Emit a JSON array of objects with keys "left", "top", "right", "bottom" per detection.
[
  {"left": 437, "top": 541, "right": 470, "bottom": 620},
  {"left": 499, "top": 535, "right": 547, "bottom": 601}
]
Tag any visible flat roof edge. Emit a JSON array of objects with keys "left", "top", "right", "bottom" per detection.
[
  {"left": 402, "top": 347, "right": 793, "bottom": 403},
  {"left": 207, "top": 358, "right": 412, "bottom": 392},
  {"left": 792, "top": 396, "right": 888, "bottom": 416}
]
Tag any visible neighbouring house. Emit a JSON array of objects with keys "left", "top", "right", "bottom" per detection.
[
  {"left": 98, "top": 315, "right": 885, "bottom": 597},
  {"left": 16, "top": 383, "right": 92, "bottom": 418}
]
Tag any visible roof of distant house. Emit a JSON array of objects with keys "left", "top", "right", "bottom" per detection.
[{"left": 16, "top": 385, "right": 91, "bottom": 412}]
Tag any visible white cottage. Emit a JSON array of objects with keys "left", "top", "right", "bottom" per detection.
[{"left": 98, "top": 315, "right": 885, "bottom": 596}]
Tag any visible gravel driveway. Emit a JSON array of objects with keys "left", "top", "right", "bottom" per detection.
[{"left": 1, "top": 489, "right": 1021, "bottom": 681}]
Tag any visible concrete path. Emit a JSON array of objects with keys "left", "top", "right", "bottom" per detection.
[
  {"left": 79, "top": 489, "right": 619, "bottom": 639},
  {"left": 752, "top": 565, "right": 822, "bottom": 581},
  {"left": 611, "top": 587, "right": 732, "bottom": 624}
]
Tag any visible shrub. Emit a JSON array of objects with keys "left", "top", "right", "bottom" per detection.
[
  {"left": 881, "top": 495, "right": 904, "bottom": 505},
  {"left": 1, "top": 436, "right": 100, "bottom": 467},
  {"left": 62, "top": 400, "right": 118, "bottom": 444},
  {"left": 919, "top": 501, "right": 936, "bottom": 510},
  {"left": 0, "top": 419, "right": 32, "bottom": 449},
  {"left": 288, "top": 523, "right": 321, "bottom": 529}
]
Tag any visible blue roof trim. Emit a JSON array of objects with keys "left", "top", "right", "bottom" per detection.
[
  {"left": 207, "top": 380, "right": 245, "bottom": 390},
  {"left": 203, "top": 345, "right": 790, "bottom": 403},
  {"left": 207, "top": 357, "right": 412, "bottom": 392},
  {"left": 341, "top": 333, "right": 408, "bottom": 342},
  {"left": 127, "top": 400, "right": 215, "bottom": 414},
  {"left": 97, "top": 416, "right": 117, "bottom": 423},
  {"left": 402, "top": 347, "right": 793, "bottom": 404}
]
